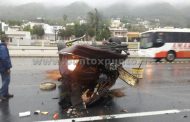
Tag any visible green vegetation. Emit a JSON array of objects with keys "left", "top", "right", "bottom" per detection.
[
  {"left": 0, "top": 31, "right": 8, "bottom": 41},
  {"left": 58, "top": 26, "right": 74, "bottom": 40},
  {"left": 74, "top": 24, "right": 87, "bottom": 38},
  {"left": 31, "top": 25, "right": 45, "bottom": 39},
  {"left": 87, "top": 9, "right": 111, "bottom": 41},
  {"left": 58, "top": 9, "right": 111, "bottom": 41},
  {"left": 6, "top": 20, "right": 22, "bottom": 26},
  {"left": 126, "top": 24, "right": 147, "bottom": 32},
  {"left": 0, "top": 23, "right": 7, "bottom": 41},
  {"left": 23, "top": 25, "right": 31, "bottom": 31}
]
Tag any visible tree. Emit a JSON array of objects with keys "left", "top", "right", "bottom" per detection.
[
  {"left": 0, "top": 31, "right": 8, "bottom": 41},
  {"left": 58, "top": 29, "right": 66, "bottom": 40},
  {"left": 96, "top": 26, "right": 111, "bottom": 41},
  {"left": 74, "top": 24, "right": 87, "bottom": 38},
  {"left": 87, "top": 8, "right": 101, "bottom": 36},
  {"left": 7, "top": 20, "right": 22, "bottom": 26},
  {"left": 101, "top": 26, "right": 111, "bottom": 40},
  {"left": 31, "top": 25, "right": 45, "bottom": 39},
  {"left": 23, "top": 25, "right": 31, "bottom": 32},
  {"left": 63, "top": 14, "right": 68, "bottom": 22},
  {"left": 87, "top": 28, "right": 95, "bottom": 38},
  {"left": 58, "top": 26, "right": 74, "bottom": 40},
  {"left": 65, "top": 26, "right": 74, "bottom": 39}
]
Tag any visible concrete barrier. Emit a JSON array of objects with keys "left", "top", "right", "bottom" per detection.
[
  {"left": 9, "top": 46, "right": 58, "bottom": 57},
  {"left": 8, "top": 44, "right": 140, "bottom": 57}
]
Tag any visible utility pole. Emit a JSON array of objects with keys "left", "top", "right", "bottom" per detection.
[
  {"left": 54, "top": 29, "right": 56, "bottom": 41},
  {"left": 54, "top": 26, "right": 58, "bottom": 42}
]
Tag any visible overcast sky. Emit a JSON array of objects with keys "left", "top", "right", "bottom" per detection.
[{"left": 0, "top": 0, "right": 189, "bottom": 6}]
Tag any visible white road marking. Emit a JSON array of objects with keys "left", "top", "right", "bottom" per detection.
[{"left": 37, "top": 109, "right": 190, "bottom": 122}]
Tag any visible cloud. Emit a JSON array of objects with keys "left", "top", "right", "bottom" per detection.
[{"left": 0, "top": 0, "right": 189, "bottom": 6}]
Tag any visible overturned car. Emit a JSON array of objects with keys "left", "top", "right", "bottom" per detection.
[{"left": 58, "top": 38, "right": 138, "bottom": 108}]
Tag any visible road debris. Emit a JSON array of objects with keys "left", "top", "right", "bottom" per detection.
[
  {"left": 121, "top": 109, "right": 128, "bottom": 113},
  {"left": 19, "top": 111, "right": 31, "bottom": 117},
  {"left": 41, "top": 111, "right": 49, "bottom": 115},
  {"left": 34, "top": 110, "right": 41, "bottom": 115},
  {"left": 52, "top": 97, "right": 59, "bottom": 99},
  {"left": 184, "top": 115, "right": 188, "bottom": 118},
  {"left": 66, "top": 107, "right": 84, "bottom": 117},
  {"left": 53, "top": 113, "right": 59, "bottom": 120},
  {"left": 67, "top": 108, "right": 73, "bottom": 114},
  {"left": 40, "top": 82, "right": 56, "bottom": 91},
  {"left": 118, "top": 66, "right": 139, "bottom": 86}
]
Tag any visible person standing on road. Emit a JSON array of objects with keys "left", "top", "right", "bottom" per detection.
[{"left": 0, "top": 37, "right": 13, "bottom": 101}]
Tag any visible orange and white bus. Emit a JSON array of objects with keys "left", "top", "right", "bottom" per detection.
[{"left": 138, "top": 28, "right": 190, "bottom": 62}]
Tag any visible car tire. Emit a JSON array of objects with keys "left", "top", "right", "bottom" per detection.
[{"left": 40, "top": 82, "right": 56, "bottom": 91}]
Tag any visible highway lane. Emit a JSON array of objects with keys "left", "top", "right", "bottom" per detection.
[{"left": 0, "top": 58, "right": 190, "bottom": 122}]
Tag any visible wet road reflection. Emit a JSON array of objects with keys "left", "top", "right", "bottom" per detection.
[
  {"left": 0, "top": 100, "right": 12, "bottom": 122},
  {"left": 0, "top": 58, "right": 190, "bottom": 122}
]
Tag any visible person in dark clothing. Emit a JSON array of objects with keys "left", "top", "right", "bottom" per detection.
[{"left": 0, "top": 38, "right": 13, "bottom": 101}]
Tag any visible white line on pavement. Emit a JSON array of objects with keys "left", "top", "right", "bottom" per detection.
[{"left": 37, "top": 109, "right": 190, "bottom": 122}]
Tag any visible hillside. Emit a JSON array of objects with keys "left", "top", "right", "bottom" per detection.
[
  {"left": 0, "top": 2, "right": 190, "bottom": 27},
  {"left": 0, "top": 2, "right": 92, "bottom": 20},
  {"left": 130, "top": 2, "right": 189, "bottom": 27}
]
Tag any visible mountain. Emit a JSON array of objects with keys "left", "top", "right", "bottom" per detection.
[
  {"left": 0, "top": 2, "right": 190, "bottom": 27},
  {"left": 130, "top": 2, "right": 188, "bottom": 27},
  {"left": 0, "top": 2, "right": 92, "bottom": 20},
  {"left": 180, "top": 5, "right": 190, "bottom": 18},
  {"left": 0, "top": 3, "right": 47, "bottom": 20},
  {"left": 46, "top": 2, "right": 92, "bottom": 19},
  {"left": 61, "top": 2, "right": 92, "bottom": 18},
  {"left": 101, "top": 3, "right": 131, "bottom": 18}
]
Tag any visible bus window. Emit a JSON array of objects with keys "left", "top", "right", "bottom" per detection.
[
  {"left": 140, "top": 33, "right": 154, "bottom": 49},
  {"left": 156, "top": 32, "right": 165, "bottom": 41},
  {"left": 164, "top": 32, "right": 182, "bottom": 43},
  {"left": 165, "top": 32, "right": 173, "bottom": 42},
  {"left": 180, "top": 33, "right": 190, "bottom": 42},
  {"left": 153, "top": 32, "right": 165, "bottom": 47}
]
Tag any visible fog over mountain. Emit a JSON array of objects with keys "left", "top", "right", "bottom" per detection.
[
  {"left": 0, "top": 1, "right": 190, "bottom": 27},
  {"left": 1, "top": 0, "right": 190, "bottom": 7}
]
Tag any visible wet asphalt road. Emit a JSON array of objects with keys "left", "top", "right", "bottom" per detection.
[{"left": 0, "top": 57, "right": 190, "bottom": 122}]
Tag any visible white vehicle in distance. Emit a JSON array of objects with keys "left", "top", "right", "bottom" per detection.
[{"left": 138, "top": 28, "right": 190, "bottom": 62}]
